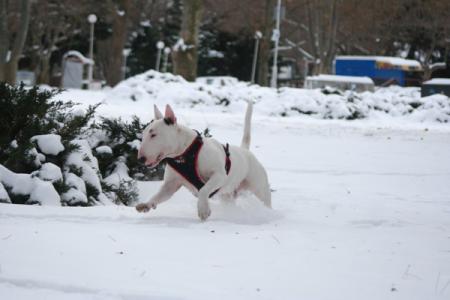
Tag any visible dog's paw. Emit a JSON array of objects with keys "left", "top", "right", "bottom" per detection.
[
  {"left": 136, "top": 202, "right": 155, "bottom": 213},
  {"left": 197, "top": 201, "right": 211, "bottom": 221}
]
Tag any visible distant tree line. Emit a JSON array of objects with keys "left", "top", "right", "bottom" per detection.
[{"left": 0, "top": 0, "right": 449, "bottom": 87}]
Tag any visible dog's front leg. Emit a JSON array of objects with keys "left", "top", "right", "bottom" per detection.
[
  {"left": 136, "top": 178, "right": 181, "bottom": 213},
  {"left": 197, "top": 173, "right": 226, "bottom": 221}
]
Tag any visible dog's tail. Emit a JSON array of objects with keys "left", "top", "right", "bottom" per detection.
[{"left": 241, "top": 100, "right": 253, "bottom": 149}]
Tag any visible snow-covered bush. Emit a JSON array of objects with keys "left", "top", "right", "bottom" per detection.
[
  {"left": 0, "top": 165, "right": 60, "bottom": 206},
  {"left": 108, "top": 70, "right": 450, "bottom": 123},
  {"left": 0, "top": 182, "right": 11, "bottom": 203},
  {"left": 88, "top": 117, "right": 165, "bottom": 205},
  {"left": 0, "top": 82, "right": 150, "bottom": 207},
  {"left": 92, "top": 117, "right": 164, "bottom": 180}
]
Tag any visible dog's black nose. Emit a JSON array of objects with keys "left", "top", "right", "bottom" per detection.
[{"left": 138, "top": 156, "right": 146, "bottom": 164}]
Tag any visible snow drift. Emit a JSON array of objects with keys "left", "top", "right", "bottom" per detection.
[{"left": 107, "top": 70, "right": 450, "bottom": 123}]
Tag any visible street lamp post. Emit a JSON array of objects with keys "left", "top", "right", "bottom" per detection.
[
  {"left": 162, "top": 47, "right": 171, "bottom": 72},
  {"left": 87, "top": 14, "right": 97, "bottom": 89},
  {"left": 122, "top": 48, "right": 131, "bottom": 81},
  {"left": 155, "top": 41, "right": 165, "bottom": 71},
  {"left": 251, "top": 31, "right": 263, "bottom": 84},
  {"left": 270, "top": 0, "right": 282, "bottom": 88}
]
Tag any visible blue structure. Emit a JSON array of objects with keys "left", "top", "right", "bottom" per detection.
[{"left": 335, "top": 56, "right": 423, "bottom": 86}]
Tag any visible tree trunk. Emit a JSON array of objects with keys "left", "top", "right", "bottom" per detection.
[
  {"left": 323, "top": 0, "right": 339, "bottom": 74},
  {"left": 306, "top": 0, "right": 339, "bottom": 75},
  {"left": 4, "top": 0, "right": 31, "bottom": 85},
  {"left": 98, "top": 0, "right": 131, "bottom": 86},
  {"left": 306, "top": 0, "right": 319, "bottom": 75},
  {"left": 34, "top": 29, "right": 53, "bottom": 85},
  {"left": 0, "top": 0, "right": 8, "bottom": 81},
  {"left": 257, "top": 0, "right": 275, "bottom": 86},
  {"left": 36, "top": 55, "right": 51, "bottom": 85},
  {"left": 422, "top": 34, "right": 438, "bottom": 81},
  {"left": 172, "top": 0, "right": 203, "bottom": 82}
]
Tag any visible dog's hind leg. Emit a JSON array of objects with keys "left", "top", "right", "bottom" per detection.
[
  {"left": 244, "top": 156, "right": 272, "bottom": 208},
  {"left": 245, "top": 176, "right": 272, "bottom": 208},
  {"left": 253, "top": 184, "right": 272, "bottom": 208},
  {"left": 219, "top": 192, "right": 236, "bottom": 204}
]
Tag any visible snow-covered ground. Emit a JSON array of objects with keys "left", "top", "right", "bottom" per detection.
[
  {"left": 1, "top": 77, "right": 450, "bottom": 299},
  {"left": 53, "top": 70, "right": 450, "bottom": 123}
]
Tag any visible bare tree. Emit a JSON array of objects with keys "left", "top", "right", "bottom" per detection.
[
  {"left": 393, "top": 0, "right": 450, "bottom": 79},
  {"left": 172, "top": 0, "right": 203, "bottom": 81},
  {"left": 305, "top": 0, "right": 339, "bottom": 74},
  {"left": 257, "top": 0, "right": 275, "bottom": 86},
  {"left": 96, "top": 0, "right": 132, "bottom": 86},
  {"left": 0, "top": 0, "right": 8, "bottom": 81},
  {"left": 0, "top": 0, "right": 31, "bottom": 84},
  {"left": 201, "top": 0, "right": 274, "bottom": 85},
  {"left": 25, "top": 0, "right": 85, "bottom": 85}
]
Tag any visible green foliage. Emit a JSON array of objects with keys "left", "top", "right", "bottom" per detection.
[
  {"left": 97, "top": 116, "right": 145, "bottom": 145},
  {"left": 0, "top": 83, "right": 162, "bottom": 207},
  {"left": 66, "top": 164, "right": 83, "bottom": 178},
  {"left": 163, "top": 0, "right": 183, "bottom": 45},
  {"left": 127, "top": 26, "right": 162, "bottom": 76},
  {"left": 102, "top": 180, "right": 139, "bottom": 206},
  {"left": 55, "top": 103, "right": 100, "bottom": 141},
  {"left": 127, "top": 0, "right": 182, "bottom": 77},
  {"left": 0, "top": 82, "right": 98, "bottom": 173},
  {"left": 53, "top": 179, "right": 71, "bottom": 196},
  {"left": 85, "top": 182, "right": 100, "bottom": 205},
  {"left": 94, "top": 116, "right": 164, "bottom": 181},
  {"left": 0, "top": 83, "right": 58, "bottom": 172},
  {"left": 198, "top": 18, "right": 254, "bottom": 81},
  {"left": 0, "top": 83, "right": 104, "bottom": 206},
  {"left": 3, "top": 184, "right": 30, "bottom": 204},
  {"left": 0, "top": 83, "right": 58, "bottom": 146}
]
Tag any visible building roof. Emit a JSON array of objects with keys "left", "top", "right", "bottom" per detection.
[{"left": 336, "top": 56, "right": 421, "bottom": 69}]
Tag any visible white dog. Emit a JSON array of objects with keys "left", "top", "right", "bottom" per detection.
[{"left": 136, "top": 102, "right": 271, "bottom": 220}]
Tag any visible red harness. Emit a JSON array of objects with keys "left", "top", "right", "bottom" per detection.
[{"left": 165, "top": 133, "right": 231, "bottom": 198}]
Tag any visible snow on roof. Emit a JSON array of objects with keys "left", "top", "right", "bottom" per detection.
[
  {"left": 423, "top": 78, "right": 450, "bottom": 85},
  {"left": 307, "top": 74, "right": 374, "bottom": 84},
  {"left": 63, "top": 50, "right": 94, "bottom": 65},
  {"left": 336, "top": 56, "right": 421, "bottom": 68}
]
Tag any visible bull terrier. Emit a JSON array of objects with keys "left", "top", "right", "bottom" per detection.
[{"left": 136, "top": 102, "right": 271, "bottom": 221}]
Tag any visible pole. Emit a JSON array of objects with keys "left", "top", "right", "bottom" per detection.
[
  {"left": 88, "top": 21, "right": 94, "bottom": 87},
  {"left": 122, "top": 49, "right": 130, "bottom": 81},
  {"left": 270, "top": 0, "right": 282, "bottom": 88},
  {"left": 251, "top": 31, "right": 262, "bottom": 84},
  {"left": 156, "top": 48, "right": 162, "bottom": 71},
  {"left": 162, "top": 47, "right": 171, "bottom": 73},
  {"left": 155, "top": 41, "right": 165, "bottom": 72},
  {"left": 87, "top": 14, "right": 97, "bottom": 89},
  {"left": 162, "top": 52, "right": 167, "bottom": 72}
]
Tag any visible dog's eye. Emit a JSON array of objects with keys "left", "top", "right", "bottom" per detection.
[{"left": 149, "top": 133, "right": 157, "bottom": 138}]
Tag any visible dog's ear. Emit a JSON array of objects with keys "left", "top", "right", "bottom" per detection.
[
  {"left": 154, "top": 104, "right": 163, "bottom": 120},
  {"left": 164, "top": 104, "right": 177, "bottom": 124}
]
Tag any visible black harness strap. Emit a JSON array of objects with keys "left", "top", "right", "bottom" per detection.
[
  {"left": 223, "top": 143, "right": 231, "bottom": 174},
  {"left": 165, "top": 133, "right": 231, "bottom": 198}
]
